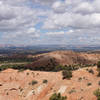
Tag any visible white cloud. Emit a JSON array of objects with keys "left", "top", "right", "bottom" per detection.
[
  {"left": 1, "top": 27, "right": 40, "bottom": 45},
  {"left": 52, "top": 1, "right": 66, "bottom": 13},
  {"left": 68, "top": 30, "right": 74, "bottom": 33},
  {"left": 43, "top": 0, "right": 100, "bottom": 30},
  {"left": 74, "top": 2, "right": 94, "bottom": 14},
  {"left": 27, "top": 28, "right": 36, "bottom": 34},
  {"left": 0, "top": 0, "right": 100, "bottom": 45},
  {"left": 0, "top": 1, "right": 40, "bottom": 32},
  {"left": 47, "top": 31, "right": 65, "bottom": 36}
]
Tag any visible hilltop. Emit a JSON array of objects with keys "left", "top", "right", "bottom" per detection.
[{"left": 26, "top": 51, "right": 100, "bottom": 71}]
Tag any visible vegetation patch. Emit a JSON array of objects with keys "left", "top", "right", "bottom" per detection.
[
  {"left": 94, "top": 89, "right": 100, "bottom": 100},
  {"left": 97, "top": 61, "right": 100, "bottom": 69},
  {"left": 0, "top": 60, "right": 97, "bottom": 72},
  {"left": 29, "top": 80, "right": 38, "bottom": 86},
  {"left": 0, "top": 55, "right": 34, "bottom": 63},
  {"left": 26, "top": 72, "right": 29, "bottom": 75},
  {"left": 78, "top": 77, "right": 82, "bottom": 82},
  {"left": 87, "top": 82, "right": 92, "bottom": 86},
  {"left": 68, "top": 89, "right": 76, "bottom": 94},
  {"left": 98, "top": 81, "right": 100, "bottom": 86},
  {"left": 62, "top": 70, "right": 72, "bottom": 79},
  {"left": 97, "top": 61, "right": 100, "bottom": 77},
  {"left": 43, "top": 79, "right": 48, "bottom": 84},
  {"left": 49, "top": 93, "right": 67, "bottom": 100},
  {"left": 54, "top": 65, "right": 79, "bottom": 72},
  {"left": 0, "top": 64, "right": 27, "bottom": 72},
  {"left": 88, "top": 69, "right": 94, "bottom": 74}
]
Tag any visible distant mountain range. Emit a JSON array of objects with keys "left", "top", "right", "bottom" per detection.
[{"left": 0, "top": 44, "right": 100, "bottom": 51}]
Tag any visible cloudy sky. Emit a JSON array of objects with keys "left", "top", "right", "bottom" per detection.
[{"left": 0, "top": 0, "right": 100, "bottom": 46}]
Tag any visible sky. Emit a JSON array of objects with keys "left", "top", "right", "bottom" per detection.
[{"left": 0, "top": 0, "right": 100, "bottom": 46}]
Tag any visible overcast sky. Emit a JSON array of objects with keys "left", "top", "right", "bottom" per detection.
[{"left": 0, "top": 0, "right": 100, "bottom": 46}]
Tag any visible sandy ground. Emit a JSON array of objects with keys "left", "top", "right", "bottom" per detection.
[{"left": 0, "top": 66, "right": 99, "bottom": 100}]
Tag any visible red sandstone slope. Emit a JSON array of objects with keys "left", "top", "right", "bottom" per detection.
[
  {"left": 0, "top": 67, "right": 99, "bottom": 100},
  {"left": 26, "top": 51, "right": 100, "bottom": 70},
  {"left": 48, "top": 51, "right": 100, "bottom": 65}
]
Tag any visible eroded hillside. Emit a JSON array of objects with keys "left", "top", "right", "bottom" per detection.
[
  {"left": 0, "top": 67, "right": 99, "bottom": 100},
  {"left": 25, "top": 51, "right": 100, "bottom": 71}
]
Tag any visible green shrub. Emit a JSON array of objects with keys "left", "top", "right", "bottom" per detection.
[
  {"left": 98, "top": 81, "right": 100, "bottom": 86},
  {"left": 98, "top": 71, "right": 100, "bottom": 77},
  {"left": 94, "top": 89, "right": 100, "bottom": 100},
  {"left": 97, "top": 61, "right": 100, "bottom": 77},
  {"left": 87, "top": 82, "right": 92, "bottom": 86},
  {"left": 68, "top": 89, "right": 76, "bottom": 94},
  {"left": 43, "top": 79, "right": 48, "bottom": 84},
  {"left": 78, "top": 77, "right": 82, "bottom": 81},
  {"left": 6, "top": 92, "right": 9, "bottom": 95},
  {"left": 19, "top": 87, "right": 23, "bottom": 92},
  {"left": 88, "top": 69, "right": 94, "bottom": 74},
  {"left": 29, "top": 80, "right": 38, "bottom": 85},
  {"left": 97, "top": 68, "right": 100, "bottom": 77},
  {"left": 49, "top": 93, "right": 67, "bottom": 100},
  {"left": 97, "top": 61, "right": 100, "bottom": 69},
  {"left": 32, "top": 80, "right": 38, "bottom": 85},
  {"left": 62, "top": 70, "right": 72, "bottom": 79},
  {"left": 26, "top": 72, "right": 29, "bottom": 75},
  {"left": 54, "top": 65, "right": 79, "bottom": 72},
  {"left": 18, "top": 69, "right": 25, "bottom": 72}
]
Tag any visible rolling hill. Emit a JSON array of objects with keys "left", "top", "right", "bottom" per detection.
[{"left": 25, "top": 51, "right": 100, "bottom": 71}]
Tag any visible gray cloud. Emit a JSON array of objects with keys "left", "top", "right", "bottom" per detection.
[
  {"left": 31, "top": 0, "right": 57, "bottom": 5},
  {"left": 0, "top": 0, "right": 100, "bottom": 45},
  {"left": 43, "top": 0, "right": 100, "bottom": 30}
]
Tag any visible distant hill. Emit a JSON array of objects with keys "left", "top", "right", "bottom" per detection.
[{"left": 25, "top": 51, "right": 100, "bottom": 71}]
